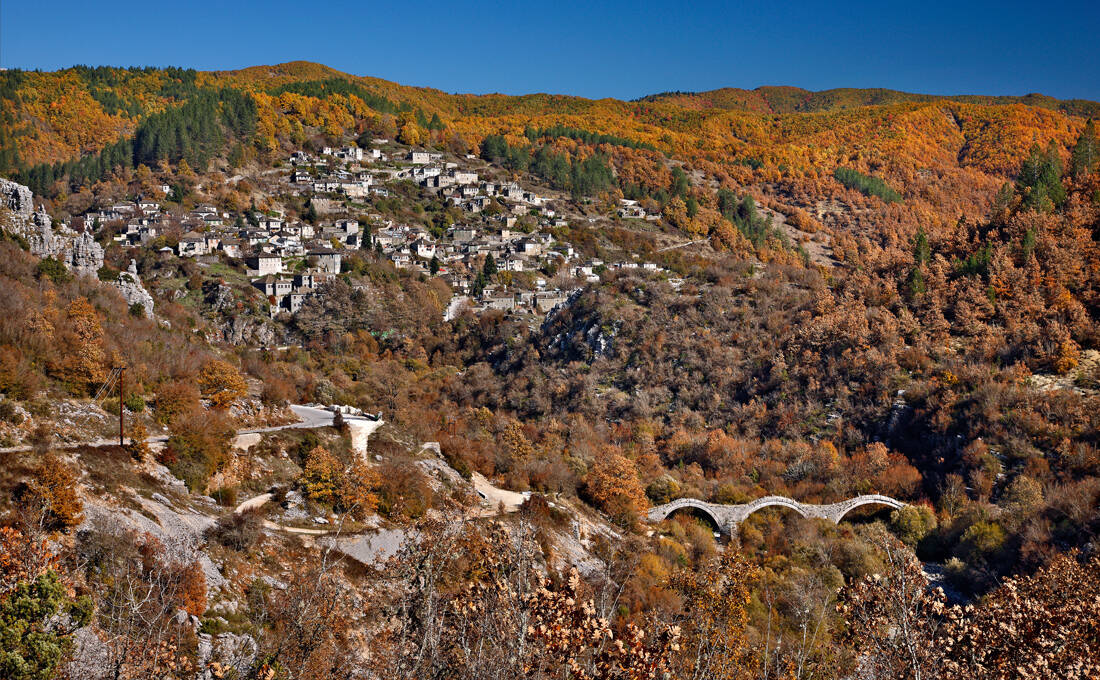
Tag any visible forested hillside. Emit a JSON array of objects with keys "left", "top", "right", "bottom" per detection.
[{"left": 1, "top": 62, "right": 1098, "bottom": 679}]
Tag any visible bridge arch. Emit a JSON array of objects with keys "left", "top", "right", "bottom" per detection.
[
  {"left": 737, "top": 496, "right": 809, "bottom": 522},
  {"left": 649, "top": 499, "right": 724, "bottom": 530},
  {"left": 829, "top": 495, "right": 905, "bottom": 523}
]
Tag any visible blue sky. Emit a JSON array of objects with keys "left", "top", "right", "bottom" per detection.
[{"left": 2, "top": 0, "right": 1099, "bottom": 101}]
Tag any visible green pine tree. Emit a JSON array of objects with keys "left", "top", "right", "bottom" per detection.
[
  {"left": 913, "top": 228, "right": 931, "bottom": 265},
  {"left": 1071, "top": 119, "right": 1098, "bottom": 178}
]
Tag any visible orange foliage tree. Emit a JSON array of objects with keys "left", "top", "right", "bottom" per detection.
[
  {"left": 50, "top": 297, "right": 107, "bottom": 393},
  {"left": 197, "top": 359, "right": 248, "bottom": 409},
  {"left": 584, "top": 447, "right": 648, "bottom": 526}
]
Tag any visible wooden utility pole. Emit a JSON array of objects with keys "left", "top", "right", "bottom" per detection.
[{"left": 118, "top": 366, "right": 125, "bottom": 446}]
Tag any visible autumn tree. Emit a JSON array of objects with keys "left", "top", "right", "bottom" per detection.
[
  {"left": 837, "top": 529, "right": 946, "bottom": 680},
  {"left": 154, "top": 379, "right": 201, "bottom": 425},
  {"left": 940, "top": 552, "right": 1100, "bottom": 679},
  {"left": 50, "top": 297, "right": 107, "bottom": 393},
  {"left": 256, "top": 556, "right": 362, "bottom": 679},
  {"left": 197, "top": 359, "right": 248, "bottom": 409},
  {"left": 670, "top": 550, "right": 757, "bottom": 680},
  {"left": 18, "top": 452, "right": 84, "bottom": 531},
  {"left": 127, "top": 420, "right": 150, "bottom": 461},
  {"left": 83, "top": 529, "right": 206, "bottom": 680},
  {"left": 339, "top": 460, "right": 381, "bottom": 519},
  {"left": 583, "top": 447, "right": 648, "bottom": 526},
  {"left": 302, "top": 445, "right": 342, "bottom": 505},
  {"left": 371, "top": 518, "right": 678, "bottom": 680},
  {"left": 161, "top": 406, "right": 235, "bottom": 492}
]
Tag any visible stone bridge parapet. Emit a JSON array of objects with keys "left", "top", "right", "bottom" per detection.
[{"left": 647, "top": 494, "right": 905, "bottom": 534}]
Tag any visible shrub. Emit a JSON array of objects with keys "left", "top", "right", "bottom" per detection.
[
  {"left": 646, "top": 475, "right": 680, "bottom": 505},
  {"left": 210, "top": 486, "right": 238, "bottom": 507},
  {"left": 154, "top": 380, "right": 201, "bottom": 425},
  {"left": 0, "top": 399, "right": 22, "bottom": 424},
  {"left": 889, "top": 505, "right": 938, "bottom": 547},
  {"left": 101, "top": 396, "right": 121, "bottom": 416},
  {"left": 123, "top": 392, "right": 145, "bottom": 412},
  {"left": 957, "top": 521, "right": 1006, "bottom": 562},
  {"left": 35, "top": 257, "right": 71, "bottom": 284},
  {"left": 161, "top": 407, "right": 235, "bottom": 492},
  {"left": 206, "top": 509, "right": 265, "bottom": 552},
  {"left": 377, "top": 461, "right": 433, "bottom": 519}
]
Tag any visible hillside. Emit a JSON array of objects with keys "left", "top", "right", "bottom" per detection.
[
  {"left": 0, "top": 62, "right": 1098, "bottom": 679},
  {"left": 636, "top": 85, "right": 1100, "bottom": 117}
]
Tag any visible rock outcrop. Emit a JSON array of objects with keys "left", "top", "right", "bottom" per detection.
[
  {"left": 0, "top": 177, "right": 34, "bottom": 227},
  {"left": 115, "top": 259, "right": 155, "bottom": 318},
  {"left": 1, "top": 177, "right": 104, "bottom": 275},
  {"left": 67, "top": 230, "right": 106, "bottom": 276}
]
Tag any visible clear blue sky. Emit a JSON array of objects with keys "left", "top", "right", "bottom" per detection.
[{"left": 3, "top": 0, "right": 1099, "bottom": 101}]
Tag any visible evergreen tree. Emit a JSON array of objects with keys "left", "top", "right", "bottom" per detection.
[
  {"left": 1071, "top": 119, "right": 1098, "bottom": 178},
  {"left": 1017, "top": 141, "right": 1066, "bottom": 211},
  {"left": 0, "top": 572, "right": 92, "bottom": 680},
  {"left": 906, "top": 267, "right": 926, "bottom": 297},
  {"left": 482, "top": 254, "right": 497, "bottom": 278},
  {"left": 480, "top": 135, "right": 510, "bottom": 163},
  {"left": 429, "top": 255, "right": 440, "bottom": 275},
  {"left": 992, "top": 181, "right": 1015, "bottom": 216},
  {"left": 670, "top": 166, "right": 690, "bottom": 197},
  {"left": 913, "top": 228, "right": 931, "bottom": 265}
]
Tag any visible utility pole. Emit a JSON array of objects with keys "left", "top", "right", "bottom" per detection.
[{"left": 118, "top": 366, "right": 125, "bottom": 446}]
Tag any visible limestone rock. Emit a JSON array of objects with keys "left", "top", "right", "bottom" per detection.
[
  {"left": 218, "top": 314, "right": 278, "bottom": 346},
  {"left": 1, "top": 177, "right": 105, "bottom": 275},
  {"left": 204, "top": 282, "right": 236, "bottom": 312},
  {"left": 115, "top": 259, "right": 155, "bottom": 317},
  {"left": 0, "top": 177, "right": 34, "bottom": 232},
  {"left": 67, "top": 229, "right": 105, "bottom": 276}
]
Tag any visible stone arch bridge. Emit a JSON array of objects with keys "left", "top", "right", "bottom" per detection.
[{"left": 647, "top": 495, "right": 905, "bottom": 534}]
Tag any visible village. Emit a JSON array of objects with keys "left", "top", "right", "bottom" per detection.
[{"left": 71, "top": 138, "right": 673, "bottom": 321}]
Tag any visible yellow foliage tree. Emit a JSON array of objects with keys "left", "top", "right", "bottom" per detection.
[
  {"left": 302, "top": 445, "right": 341, "bottom": 505},
  {"left": 398, "top": 122, "right": 424, "bottom": 146},
  {"left": 22, "top": 452, "right": 84, "bottom": 531},
  {"left": 197, "top": 359, "right": 248, "bottom": 409},
  {"left": 671, "top": 551, "right": 758, "bottom": 680},
  {"left": 664, "top": 196, "right": 689, "bottom": 230}
]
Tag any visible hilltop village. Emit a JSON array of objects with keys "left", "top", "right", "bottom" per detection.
[{"left": 57, "top": 138, "right": 675, "bottom": 323}]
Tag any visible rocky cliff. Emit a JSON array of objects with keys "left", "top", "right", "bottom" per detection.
[
  {"left": 1, "top": 177, "right": 105, "bottom": 275},
  {"left": 0, "top": 177, "right": 34, "bottom": 225}
]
